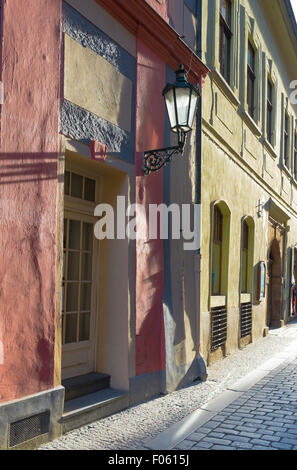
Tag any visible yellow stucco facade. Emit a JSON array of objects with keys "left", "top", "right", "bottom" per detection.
[{"left": 200, "top": 0, "right": 297, "bottom": 364}]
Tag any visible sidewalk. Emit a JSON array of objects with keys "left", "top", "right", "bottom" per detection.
[
  {"left": 146, "top": 346, "right": 297, "bottom": 450},
  {"left": 39, "top": 319, "right": 297, "bottom": 450}
]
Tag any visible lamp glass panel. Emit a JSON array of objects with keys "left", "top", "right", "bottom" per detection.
[
  {"left": 164, "top": 88, "right": 177, "bottom": 129},
  {"left": 175, "top": 87, "right": 191, "bottom": 127},
  {"left": 188, "top": 92, "right": 199, "bottom": 129}
]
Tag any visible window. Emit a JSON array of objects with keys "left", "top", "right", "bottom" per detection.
[
  {"left": 241, "top": 221, "right": 249, "bottom": 293},
  {"left": 219, "top": 0, "right": 232, "bottom": 84},
  {"left": 62, "top": 170, "right": 97, "bottom": 346},
  {"left": 267, "top": 78, "right": 273, "bottom": 144},
  {"left": 294, "top": 131, "right": 297, "bottom": 180},
  {"left": 284, "top": 112, "right": 289, "bottom": 168},
  {"left": 247, "top": 41, "right": 256, "bottom": 120},
  {"left": 63, "top": 218, "right": 94, "bottom": 344},
  {"left": 64, "top": 170, "right": 96, "bottom": 202},
  {"left": 212, "top": 206, "right": 223, "bottom": 295}
]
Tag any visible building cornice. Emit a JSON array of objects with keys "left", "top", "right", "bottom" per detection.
[
  {"left": 283, "top": 0, "right": 297, "bottom": 48},
  {"left": 96, "top": 0, "right": 209, "bottom": 86}
]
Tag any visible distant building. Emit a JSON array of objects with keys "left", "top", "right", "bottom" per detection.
[{"left": 200, "top": 0, "right": 297, "bottom": 364}]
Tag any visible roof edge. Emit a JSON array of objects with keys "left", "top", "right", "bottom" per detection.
[{"left": 284, "top": 0, "right": 297, "bottom": 45}]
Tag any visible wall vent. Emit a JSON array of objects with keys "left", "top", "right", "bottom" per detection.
[{"left": 9, "top": 411, "right": 50, "bottom": 448}]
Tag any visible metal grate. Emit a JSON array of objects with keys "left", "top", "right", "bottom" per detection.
[
  {"left": 240, "top": 302, "right": 252, "bottom": 338},
  {"left": 211, "top": 306, "right": 227, "bottom": 351},
  {"left": 9, "top": 411, "right": 50, "bottom": 448}
]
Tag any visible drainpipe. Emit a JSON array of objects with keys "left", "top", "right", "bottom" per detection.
[
  {"left": 195, "top": 0, "right": 202, "bottom": 211},
  {"left": 194, "top": 0, "right": 207, "bottom": 380}
]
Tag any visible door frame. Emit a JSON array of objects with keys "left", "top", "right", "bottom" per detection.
[{"left": 61, "top": 160, "right": 102, "bottom": 380}]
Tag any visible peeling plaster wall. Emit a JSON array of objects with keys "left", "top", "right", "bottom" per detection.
[
  {"left": 61, "top": 2, "right": 135, "bottom": 163},
  {"left": 60, "top": 100, "right": 133, "bottom": 159},
  {"left": 0, "top": 0, "right": 61, "bottom": 403},
  {"left": 63, "top": 2, "right": 135, "bottom": 80}
]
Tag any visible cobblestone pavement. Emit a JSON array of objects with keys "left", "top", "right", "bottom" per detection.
[
  {"left": 171, "top": 359, "right": 297, "bottom": 450},
  {"left": 40, "top": 320, "right": 297, "bottom": 450}
]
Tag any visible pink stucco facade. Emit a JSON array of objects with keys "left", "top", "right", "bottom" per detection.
[
  {"left": 145, "top": 0, "right": 169, "bottom": 22},
  {"left": 0, "top": 0, "right": 62, "bottom": 402},
  {"left": 0, "top": 0, "right": 209, "bottom": 449},
  {"left": 135, "top": 38, "right": 166, "bottom": 375}
]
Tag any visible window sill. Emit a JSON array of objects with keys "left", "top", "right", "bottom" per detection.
[
  {"left": 210, "top": 295, "right": 226, "bottom": 308},
  {"left": 240, "top": 293, "right": 251, "bottom": 303},
  {"left": 212, "top": 68, "right": 240, "bottom": 107},
  {"left": 282, "top": 163, "right": 293, "bottom": 179},
  {"left": 241, "top": 109, "right": 262, "bottom": 137},
  {"left": 263, "top": 138, "right": 278, "bottom": 160}
]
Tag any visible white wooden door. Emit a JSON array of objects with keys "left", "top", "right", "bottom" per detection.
[{"left": 61, "top": 168, "right": 99, "bottom": 379}]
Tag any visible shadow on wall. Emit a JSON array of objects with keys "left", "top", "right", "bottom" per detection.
[
  {"left": 0, "top": 152, "right": 62, "bottom": 184},
  {"left": 0, "top": 151, "right": 61, "bottom": 403},
  {"left": 162, "top": 124, "right": 203, "bottom": 393}
]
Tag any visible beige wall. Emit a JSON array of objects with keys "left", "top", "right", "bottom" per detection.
[
  {"left": 64, "top": 35, "right": 133, "bottom": 132},
  {"left": 64, "top": 0, "right": 136, "bottom": 57}
]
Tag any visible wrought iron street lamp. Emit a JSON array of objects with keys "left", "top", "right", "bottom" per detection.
[{"left": 143, "top": 64, "right": 201, "bottom": 175}]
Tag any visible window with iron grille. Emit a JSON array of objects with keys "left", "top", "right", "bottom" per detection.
[
  {"left": 247, "top": 41, "right": 256, "bottom": 120},
  {"left": 240, "top": 302, "right": 252, "bottom": 338},
  {"left": 211, "top": 306, "right": 227, "bottom": 351},
  {"left": 219, "top": 0, "right": 232, "bottom": 84}
]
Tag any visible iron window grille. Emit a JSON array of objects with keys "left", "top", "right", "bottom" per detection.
[
  {"left": 240, "top": 302, "right": 252, "bottom": 338},
  {"left": 211, "top": 306, "right": 227, "bottom": 351}
]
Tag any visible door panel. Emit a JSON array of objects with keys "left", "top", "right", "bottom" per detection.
[{"left": 62, "top": 212, "right": 98, "bottom": 379}]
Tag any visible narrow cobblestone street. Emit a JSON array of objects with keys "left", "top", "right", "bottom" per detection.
[
  {"left": 39, "top": 319, "right": 297, "bottom": 451},
  {"left": 155, "top": 359, "right": 297, "bottom": 450}
]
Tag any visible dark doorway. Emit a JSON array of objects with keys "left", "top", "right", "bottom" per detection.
[{"left": 267, "top": 239, "right": 282, "bottom": 327}]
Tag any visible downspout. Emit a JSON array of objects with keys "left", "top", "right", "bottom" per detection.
[
  {"left": 196, "top": 0, "right": 202, "bottom": 210},
  {"left": 194, "top": 0, "right": 207, "bottom": 380}
]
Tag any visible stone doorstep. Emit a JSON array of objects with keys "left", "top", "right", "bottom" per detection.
[
  {"left": 62, "top": 388, "right": 129, "bottom": 434},
  {"left": 62, "top": 372, "right": 111, "bottom": 402}
]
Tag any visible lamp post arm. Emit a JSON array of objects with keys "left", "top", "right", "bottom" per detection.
[{"left": 143, "top": 131, "right": 186, "bottom": 175}]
